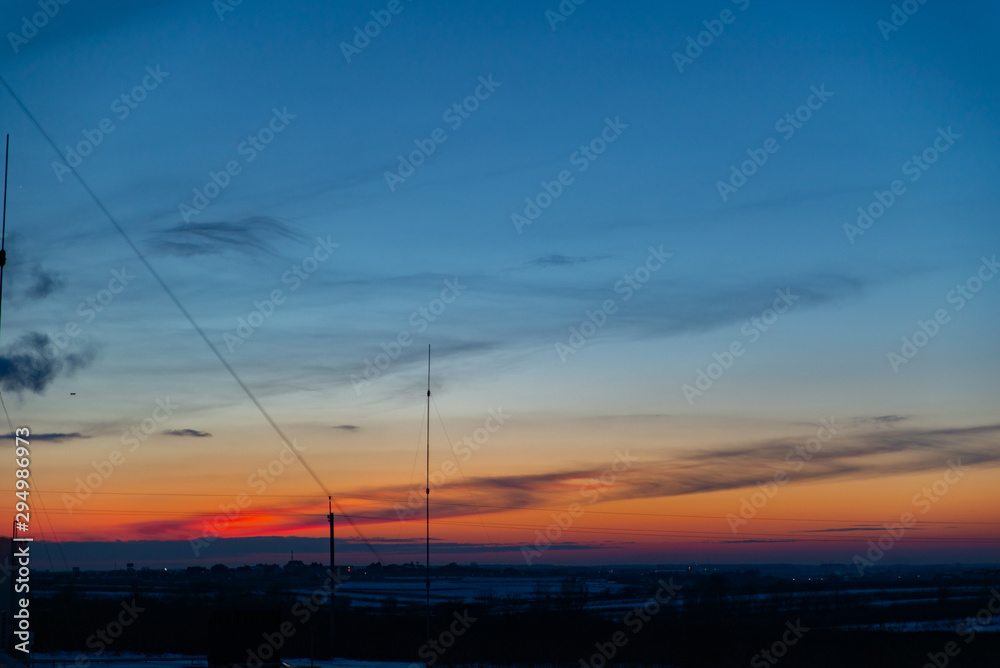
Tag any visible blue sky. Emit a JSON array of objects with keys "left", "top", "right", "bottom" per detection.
[{"left": 1, "top": 0, "right": 998, "bottom": 566}]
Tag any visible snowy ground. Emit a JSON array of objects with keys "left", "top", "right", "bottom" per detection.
[{"left": 833, "top": 618, "right": 1000, "bottom": 633}]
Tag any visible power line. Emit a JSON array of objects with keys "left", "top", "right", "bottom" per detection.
[
  {"left": 19, "top": 507, "right": 1000, "bottom": 544},
  {"left": 10, "top": 488, "right": 1000, "bottom": 526}
]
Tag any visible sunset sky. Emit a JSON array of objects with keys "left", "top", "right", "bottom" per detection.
[{"left": 1, "top": 0, "right": 998, "bottom": 569}]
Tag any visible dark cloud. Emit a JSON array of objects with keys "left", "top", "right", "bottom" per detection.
[
  {"left": 722, "top": 539, "right": 798, "bottom": 544},
  {"left": 333, "top": 424, "right": 359, "bottom": 431},
  {"left": 854, "top": 415, "right": 910, "bottom": 429},
  {"left": 0, "top": 246, "right": 66, "bottom": 303},
  {"left": 0, "top": 333, "right": 98, "bottom": 395},
  {"left": 148, "top": 216, "right": 306, "bottom": 257},
  {"left": 24, "top": 266, "right": 66, "bottom": 300},
  {"left": 163, "top": 429, "right": 212, "bottom": 438},
  {"left": 2, "top": 432, "right": 89, "bottom": 443},
  {"left": 871, "top": 415, "right": 909, "bottom": 424},
  {"left": 854, "top": 415, "right": 910, "bottom": 430},
  {"left": 800, "top": 526, "right": 925, "bottom": 533},
  {"left": 524, "top": 254, "right": 611, "bottom": 268}
]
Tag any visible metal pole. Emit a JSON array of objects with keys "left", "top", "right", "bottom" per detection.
[
  {"left": 2, "top": 137, "right": 9, "bottom": 654},
  {"left": 425, "top": 344, "right": 431, "bottom": 650},
  {"left": 1, "top": 134, "right": 10, "bottom": 338},
  {"left": 329, "top": 497, "right": 335, "bottom": 660}
]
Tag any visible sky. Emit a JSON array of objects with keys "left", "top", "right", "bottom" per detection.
[{"left": 0, "top": 0, "right": 998, "bottom": 570}]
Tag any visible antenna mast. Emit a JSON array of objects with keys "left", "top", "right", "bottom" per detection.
[
  {"left": 1, "top": 134, "right": 9, "bottom": 336},
  {"left": 2, "top": 136, "right": 11, "bottom": 654},
  {"left": 329, "top": 496, "right": 335, "bottom": 659},
  {"left": 425, "top": 344, "right": 431, "bottom": 648}
]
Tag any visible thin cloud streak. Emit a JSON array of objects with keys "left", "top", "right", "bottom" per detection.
[
  {"left": 148, "top": 217, "right": 306, "bottom": 257},
  {"left": 162, "top": 429, "right": 212, "bottom": 438},
  {"left": 343, "top": 423, "right": 1000, "bottom": 523},
  {"left": 2, "top": 431, "right": 90, "bottom": 443}
]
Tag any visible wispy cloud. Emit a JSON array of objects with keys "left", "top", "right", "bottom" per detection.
[
  {"left": 853, "top": 415, "right": 911, "bottom": 430},
  {"left": 346, "top": 423, "right": 1000, "bottom": 522},
  {"left": 311, "top": 269, "right": 873, "bottom": 394},
  {"left": 2, "top": 431, "right": 90, "bottom": 443},
  {"left": 624, "top": 273, "right": 868, "bottom": 339},
  {"left": 163, "top": 429, "right": 212, "bottom": 438},
  {"left": 637, "top": 423, "right": 1000, "bottom": 500},
  {"left": 800, "top": 526, "right": 925, "bottom": 533},
  {"left": 523, "top": 254, "right": 611, "bottom": 268},
  {"left": 871, "top": 415, "right": 909, "bottom": 424},
  {"left": 148, "top": 216, "right": 306, "bottom": 257},
  {"left": 722, "top": 539, "right": 798, "bottom": 544}
]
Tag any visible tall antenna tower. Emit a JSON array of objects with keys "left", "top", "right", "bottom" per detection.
[
  {"left": 1, "top": 134, "right": 9, "bottom": 335},
  {"left": 328, "top": 496, "right": 335, "bottom": 659},
  {"left": 425, "top": 344, "right": 431, "bottom": 650}
]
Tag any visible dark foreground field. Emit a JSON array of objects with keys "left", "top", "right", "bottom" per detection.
[{"left": 23, "top": 565, "right": 1000, "bottom": 667}]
